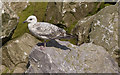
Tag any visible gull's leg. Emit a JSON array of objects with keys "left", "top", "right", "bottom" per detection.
[
  {"left": 44, "top": 39, "right": 46, "bottom": 47},
  {"left": 39, "top": 40, "right": 46, "bottom": 50}
]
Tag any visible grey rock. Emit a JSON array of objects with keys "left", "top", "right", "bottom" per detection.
[
  {"left": 1, "top": 33, "right": 40, "bottom": 72},
  {"left": 1, "top": 2, "right": 29, "bottom": 45},
  {"left": 73, "top": 16, "right": 94, "bottom": 45},
  {"left": 44, "top": 2, "right": 63, "bottom": 24},
  {"left": 62, "top": 2, "right": 97, "bottom": 27},
  {"left": 25, "top": 39, "right": 119, "bottom": 73},
  {"left": 13, "top": 66, "right": 25, "bottom": 73},
  {"left": 0, "top": 65, "right": 10, "bottom": 74},
  {"left": 90, "top": 4, "right": 118, "bottom": 59},
  {"left": 1, "top": 2, "right": 18, "bottom": 45},
  {"left": 10, "top": 2, "right": 30, "bottom": 14},
  {"left": 73, "top": 4, "right": 119, "bottom": 60}
]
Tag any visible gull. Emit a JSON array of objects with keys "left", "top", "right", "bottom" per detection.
[{"left": 23, "top": 15, "right": 74, "bottom": 49}]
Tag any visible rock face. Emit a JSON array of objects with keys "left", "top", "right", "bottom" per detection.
[
  {"left": 2, "top": 33, "right": 40, "bottom": 73},
  {"left": 1, "top": 1, "right": 29, "bottom": 45},
  {"left": 73, "top": 4, "right": 118, "bottom": 60},
  {"left": 25, "top": 40, "right": 118, "bottom": 73},
  {"left": 73, "top": 16, "right": 94, "bottom": 45},
  {"left": 1, "top": 2, "right": 18, "bottom": 45},
  {"left": 44, "top": 2, "right": 100, "bottom": 33},
  {"left": 61, "top": 2, "right": 97, "bottom": 27},
  {"left": 90, "top": 5, "right": 118, "bottom": 58},
  {"left": 10, "top": 2, "right": 30, "bottom": 14}
]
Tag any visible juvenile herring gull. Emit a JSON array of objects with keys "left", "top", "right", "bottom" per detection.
[{"left": 23, "top": 15, "right": 73, "bottom": 48}]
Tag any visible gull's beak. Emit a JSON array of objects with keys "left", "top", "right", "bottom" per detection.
[{"left": 23, "top": 20, "right": 27, "bottom": 23}]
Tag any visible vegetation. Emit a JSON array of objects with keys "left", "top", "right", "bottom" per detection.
[{"left": 87, "top": 2, "right": 115, "bottom": 16}]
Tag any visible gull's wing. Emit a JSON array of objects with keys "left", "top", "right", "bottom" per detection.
[{"left": 33, "top": 22, "right": 66, "bottom": 39}]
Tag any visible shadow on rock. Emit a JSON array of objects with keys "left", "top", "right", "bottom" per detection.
[{"left": 36, "top": 39, "right": 71, "bottom": 50}]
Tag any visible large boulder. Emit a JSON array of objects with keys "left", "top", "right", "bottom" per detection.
[
  {"left": 1, "top": 2, "right": 18, "bottom": 45},
  {"left": 25, "top": 39, "right": 118, "bottom": 73},
  {"left": 90, "top": 4, "right": 118, "bottom": 59},
  {"left": 1, "top": 33, "right": 40, "bottom": 73},
  {"left": 73, "top": 4, "right": 118, "bottom": 60},
  {"left": 10, "top": 2, "right": 30, "bottom": 14},
  {"left": 1, "top": 1, "right": 30, "bottom": 46}
]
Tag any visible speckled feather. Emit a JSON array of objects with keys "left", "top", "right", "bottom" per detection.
[{"left": 29, "top": 22, "right": 66, "bottom": 40}]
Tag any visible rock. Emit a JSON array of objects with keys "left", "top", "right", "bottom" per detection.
[
  {"left": 1, "top": 33, "right": 40, "bottom": 72},
  {"left": 90, "top": 4, "right": 118, "bottom": 59},
  {"left": 1, "top": 1, "right": 30, "bottom": 46},
  {"left": 62, "top": 2, "right": 96, "bottom": 27},
  {"left": 118, "top": 2, "right": 120, "bottom": 67},
  {"left": 25, "top": 40, "right": 118, "bottom": 73},
  {"left": 73, "top": 4, "right": 118, "bottom": 60},
  {"left": 0, "top": 65, "right": 10, "bottom": 74},
  {"left": 10, "top": 2, "right": 30, "bottom": 14},
  {"left": 13, "top": 67, "right": 25, "bottom": 73},
  {"left": 44, "top": 2, "right": 102, "bottom": 33},
  {"left": 44, "top": 2, "right": 62, "bottom": 24},
  {"left": 73, "top": 16, "right": 94, "bottom": 45},
  {"left": 1, "top": 2, "right": 19, "bottom": 45}
]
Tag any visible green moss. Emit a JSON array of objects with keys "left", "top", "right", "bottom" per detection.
[
  {"left": 64, "top": 57, "right": 70, "bottom": 63},
  {"left": 66, "top": 21, "right": 77, "bottom": 34},
  {"left": 33, "top": 2, "right": 48, "bottom": 22},
  {"left": 86, "top": 2, "right": 114, "bottom": 17},
  {"left": 12, "top": 2, "right": 48, "bottom": 39},
  {"left": 71, "top": 62, "right": 74, "bottom": 66},
  {"left": 105, "top": 3, "right": 111, "bottom": 6},
  {"left": 61, "top": 21, "right": 78, "bottom": 45},
  {"left": 49, "top": 16, "right": 55, "bottom": 23},
  {"left": 70, "top": 38, "right": 78, "bottom": 45},
  {"left": 67, "top": 44, "right": 72, "bottom": 47},
  {"left": 2, "top": 67, "right": 9, "bottom": 74},
  {"left": 61, "top": 20, "right": 65, "bottom": 24}
]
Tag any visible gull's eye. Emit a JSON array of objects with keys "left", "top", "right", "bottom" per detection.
[{"left": 29, "top": 19, "right": 32, "bottom": 20}]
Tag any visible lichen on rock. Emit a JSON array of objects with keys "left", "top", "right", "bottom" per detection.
[
  {"left": 73, "top": 3, "right": 119, "bottom": 63},
  {"left": 1, "top": 33, "right": 40, "bottom": 73},
  {"left": 25, "top": 40, "right": 119, "bottom": 73}
]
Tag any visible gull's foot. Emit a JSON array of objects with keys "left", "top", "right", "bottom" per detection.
[{"left": 39, "top": 46, "right": 45, "bottom": 50}]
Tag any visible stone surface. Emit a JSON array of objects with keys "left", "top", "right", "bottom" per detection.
[
  {"left": 73, "top": 16, "right": 94, "bottom": 45},
  {"left": 90, "top": 4, "right": 118, "bottom": 59},
  {"left": 0, "top": 65, "right": 9, "bottom": 74},
  {"left": 118, "top": 2, "right": 120, "bottom": 67},
  {"left": 62, "top": 2, "right": 96, "bottom": 27},
  {"left": 13, "top": 67, "right": 25, "bottom": 73},
  {"left": 1, "top": 33, "right": 40, "bottom": 72},
  {"left": 1, "top": 2, "right": 29, "bottom": 45},
  {"left": 10, "top": 2, "right": 30, "bottom": 14},
  {"left": 1, "top": 2, "right": 18, "bottom": 45},
  {"left": 44, "top": 2, "right": 101, "bottom": 33},
  {"left": 25, "top": 39, "right": 119, "bottom": 73},
  {"left": 73, "top": 4, "right": 119, "bottom": 60}
]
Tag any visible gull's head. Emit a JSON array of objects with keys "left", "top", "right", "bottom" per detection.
[{"left": 23, "top": 15, "right": 37, "bottom": 24}]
